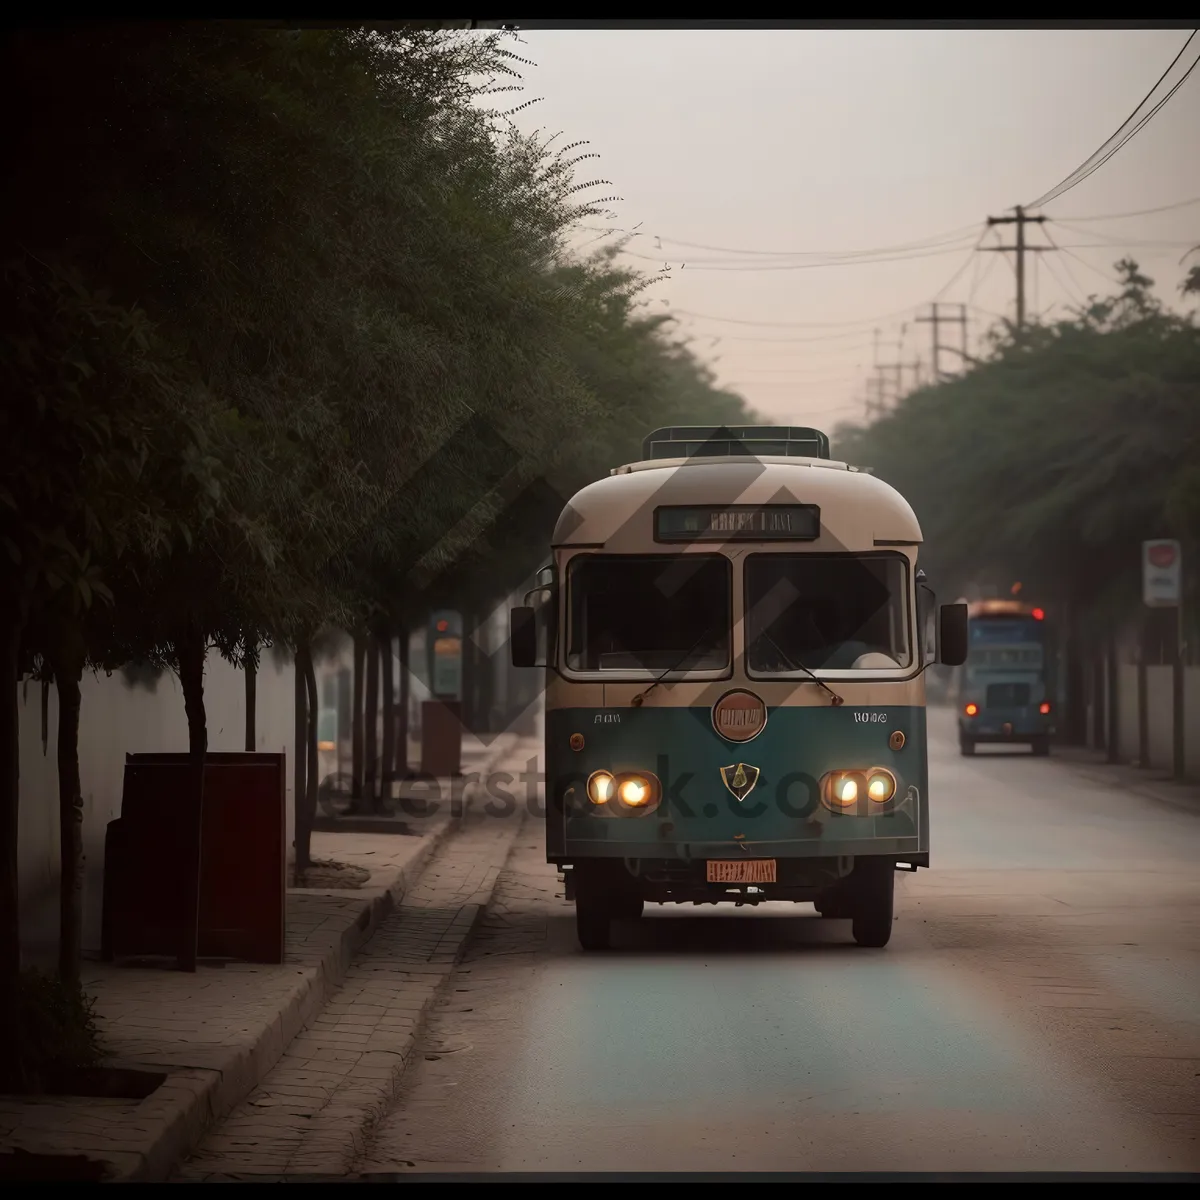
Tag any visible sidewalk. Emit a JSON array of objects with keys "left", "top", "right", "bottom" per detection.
[
  {"left": 1046, "top": 741, "right": 1200, "bottom": 816},
  {"left": 0, "top": 731, "right": 533, "bottom": 1183}
]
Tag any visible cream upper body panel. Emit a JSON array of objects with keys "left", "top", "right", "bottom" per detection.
[{"left": 551, "top": 456, "right": 922, "bottom": 553}]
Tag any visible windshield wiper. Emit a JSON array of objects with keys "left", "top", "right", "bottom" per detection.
[
  {"left": 757, "top": 631, "right": 844, "bottom": 706},
  {"left": 631, "top": 622, "right": 722, "bottom": 708}
]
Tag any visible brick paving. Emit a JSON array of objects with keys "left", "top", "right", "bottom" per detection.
[
  {"left": 0, "top": 732, "right": 532, "bottom": 1182},
  {"left": 175, "top": 798, "right": 527, "bottom": 1178}
]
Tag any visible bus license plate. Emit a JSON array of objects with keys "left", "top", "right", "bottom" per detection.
[{"left": 707, "top": 859, "right": 776, "bottom": 884}]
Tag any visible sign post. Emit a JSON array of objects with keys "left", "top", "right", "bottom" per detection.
[{"left": 1143, "top": 540, "right": 1184, "bottom": 780}]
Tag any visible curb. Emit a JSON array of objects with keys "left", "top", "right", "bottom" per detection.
[
  {"left": 110, "top": 732, "right": 522, "bottom": 1183},
  {"left": 272, "top": 783, "right": 531, "bottom": 1177},
  {"left": 1053, "top": 758, "right": 1200, "bottom": 817}
]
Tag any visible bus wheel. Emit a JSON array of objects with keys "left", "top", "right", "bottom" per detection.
[
  {"left": 1031, "top": 737, "right": 1050, "bottom": 757},
  {"left": 575, "top": 896, "right": 612, "bottom": 950},
  {"left": 959, "top": 737, "right": 976, "bottom": 757},
  {"left": 614, "top": 895, "right": 644, "bottom": 921},
  {"left": 850, "top": 859, "right": 895, "bottom": 948}
]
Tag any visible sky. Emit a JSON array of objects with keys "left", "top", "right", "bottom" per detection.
[{"left": 500, "top": 27, "right": 1200, "bottom": 429}]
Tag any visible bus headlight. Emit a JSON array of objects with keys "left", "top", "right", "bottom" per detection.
[
  {"left": 822, "top": 770, "right": 866, "bottom": 811},
  {"left": 820, "top": 769, "right": 897, "bottom": 813},
  {"left": 866, "top": 768, "right": 897, "bottom": 803},
  {"left": 613, "top": 771, "right": 662, "bottom": 814},
  {"left": 587, "top": 771, "right": 616, "bottom": 805}
]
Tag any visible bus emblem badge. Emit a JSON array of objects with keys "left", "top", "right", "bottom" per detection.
[
  {"left": 712, "top": 689, "right": 768, "bottom": 743},
  {"left": 720, "top": 763, "right": 760, "bottom": 802}
]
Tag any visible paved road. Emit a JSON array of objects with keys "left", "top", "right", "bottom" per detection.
[{"left": 357, "top": 708, "right": 1200, "bottom": 1175}]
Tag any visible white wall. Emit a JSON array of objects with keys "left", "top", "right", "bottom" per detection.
[{"left": 18, "top": 648, "right": 298, "bottom": 963}]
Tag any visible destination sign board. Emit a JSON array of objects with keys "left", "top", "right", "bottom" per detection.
[{"left": 654, "top": 504, "right": 820, "bottom": 542}]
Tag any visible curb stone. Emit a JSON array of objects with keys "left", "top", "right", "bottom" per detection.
[
  {"left": 173, "top": 746, "right": 531, "bottom": 1180},
  {"left": 105, "top": 732, "right": 522, "bottom": 1183}
]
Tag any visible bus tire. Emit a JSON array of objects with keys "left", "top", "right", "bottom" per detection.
[
  {"left": 614, "top": 895, "right": 644, "bottom": 921},
  {"left": 1031, "top": 737, "right": 1050, "bottom": 757},
  {"left": 851, "top": 859, "right": 895, "bottom": 948},
  {"left": 959, "top": 737, "right": 976, "bottom": 757},
  {"left": 575, "top": 897, "right": 612, "bottom": 950}
]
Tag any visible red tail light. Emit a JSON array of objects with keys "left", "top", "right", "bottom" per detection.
[
  {"left": 1031, "top": 608, "right": 1045, "bottom": 621},
  {"left": 964, "top": 703, "right": 978, "bottom": 717},
  {"left": 1039, "top": 702, "right": 1051, "bottom": 714}
]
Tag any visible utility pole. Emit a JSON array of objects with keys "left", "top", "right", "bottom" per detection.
[
  {"left": 915, "top": 303, "right": 968, "bottom": 383},
  {"left": 985, "top": 205, "right": 1050, "bottom": 330}
]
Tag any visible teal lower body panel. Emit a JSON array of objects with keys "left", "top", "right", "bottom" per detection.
[{"left": 545, "top": 704, "right": 929, "bottom": 869}]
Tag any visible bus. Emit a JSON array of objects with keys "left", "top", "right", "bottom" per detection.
[
  {"left": 509, "top": 425, "right": 968, "bottom": 951},
  {"left": 955, "top": 599, "right": 1054, "bottom": 756}
]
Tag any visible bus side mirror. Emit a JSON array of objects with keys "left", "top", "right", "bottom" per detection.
[
  {"left": 510, "top": 606, "right": 537, "bottom": 668},
  {"left": 938, "top": 603, "right": 968, "bottom": 667}
]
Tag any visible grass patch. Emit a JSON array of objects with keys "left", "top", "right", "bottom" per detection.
[{"left": 3, "top": 968, "right": 104, "bottom": 1094}]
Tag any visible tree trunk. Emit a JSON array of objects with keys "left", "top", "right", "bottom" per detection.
[
  {"left": 0, "top": 584, "right": 31, "bottom": 1088},
  {"left": 477, "top": 621, "right": 495, "bottom": 733},
  {"left": 461, "top": 615, "right": 477, "bottom": 733},
  {"left": 397, "top": 624, "right": 410, "bottom": 778},
  {"left": 293, "top": 652, "right": 308, "bottom": 868},
  {"left": 379, "top": 628, "right": 395, "bottom": 801},
  {"left": 364, "top": 637, "right": 379, "bottom": 810},
  {"left": 244, "top": 636, "right": 257, "bottom": 752},
  {"left": 1106, "top": 637, "right": 1121, "bottom": 765},
  {"left": 298, "top": 642, "right": 319, "bottom": 867},
  {"left": 50, "top": 650, "right": 84, "bottom": 990},
  {"left": 351, "top": 634, "right": 365, "bottom": 800},
  {"left": 176, "top": 628, "right": 208, "bottom": 758},
  {"left": 174, "top": 626, "right": 206, "bottom": 973}
]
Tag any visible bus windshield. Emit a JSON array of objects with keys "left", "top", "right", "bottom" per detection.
[
  {"left": 745, "top": 553, "right": 912, "bottom": 673},
  {"left": 566, "top": 554, "right": 731, "bottom": 672}
]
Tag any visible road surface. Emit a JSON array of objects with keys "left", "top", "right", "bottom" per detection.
[{"left": 357, "top": 707, "right": 1200, "bottom": 1175}]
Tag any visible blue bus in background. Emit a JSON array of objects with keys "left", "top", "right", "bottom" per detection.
[{"left": 956, "top": 599, "right": 1055, "bottom": 756}]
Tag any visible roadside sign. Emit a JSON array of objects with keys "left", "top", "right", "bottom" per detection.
[
  {"left": 1143, "top": 539, "right": 1182, "bottom": 607},
  {"left": 428, "top": 609, "right": 463, "bottom": 699}
]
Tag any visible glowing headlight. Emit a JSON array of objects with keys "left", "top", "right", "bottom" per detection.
[
  {"left": 820, "top": 769, "right": 898, "bottom": 813},
  {"left": 866, "top": 769, "right": 897, "bottom": 803},
  {"left": 587, "top": 771, "right": 615, "bottom": 804},
  {"left": 613, "top": 771, "right": 661, "bottom": 814},
  {"left": 619, "top": 778, "right": 649, "bottom": 806},
  {"left": 823, "top": 770, "right": 865, "bottom": 810}
]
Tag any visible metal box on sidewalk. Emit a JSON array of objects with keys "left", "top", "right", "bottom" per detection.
[
  {"left": 420, "top": 699, "right": 462, "bottom": 777},
  {"left": 101, "top": 752, "right": 287, "bottom": 970}
]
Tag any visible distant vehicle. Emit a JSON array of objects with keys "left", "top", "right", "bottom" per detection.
[
  {"left": 954, "top": 599, "right": 1054, "bottom": 756},
  {"left": 509, "top": 425, "right": 968, "bottom": 952}
]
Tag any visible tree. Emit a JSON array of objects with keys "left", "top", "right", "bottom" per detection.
[{"left": 832, "top": 256, "right": 1200, "bottom": 733}]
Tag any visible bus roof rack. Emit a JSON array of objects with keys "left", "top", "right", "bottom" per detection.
[{"left": 641, "top": 425, "right": 831, "bottom": 462}]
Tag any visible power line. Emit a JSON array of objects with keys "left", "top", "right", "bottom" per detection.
[
  {"left": 1057, "top": 194, "right": 1200, "bottom": 222},
  {"left": 1025, "top": 31, "right": 1198, "bottom": 209},
  {"left": 617, "top": 240, "right": 977, "bottom": 272},
  {"left": 670, "top": 306, "right": 916, "bottom": 330},
  {"left": 574, "top": 221, "right": 982, "bottom": 259},
  {"left": 1049, "top": 220, "right": 1198, "bottom": 248}
]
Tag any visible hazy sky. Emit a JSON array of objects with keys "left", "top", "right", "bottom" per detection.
[{"left": 504, "top": 28, "right": 1200, "bottom": 428}]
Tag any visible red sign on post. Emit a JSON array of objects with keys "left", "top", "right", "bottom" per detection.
[{"left": 1143, "top": 539, "right": 1182, "bottom": 607}]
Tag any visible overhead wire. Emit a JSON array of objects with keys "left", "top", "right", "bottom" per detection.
[
  {"left": 573, "top": 220, "right": 983, "bottom": 259},
  {"left": 1025, "top": 30, "right": 1198, "bottom": 209},
  {"left": 1057, "top": 194, "right": 1200, "bottom": 222},
  {"left": 616, "top": 239, "right": 979, "bottom": 272}
]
